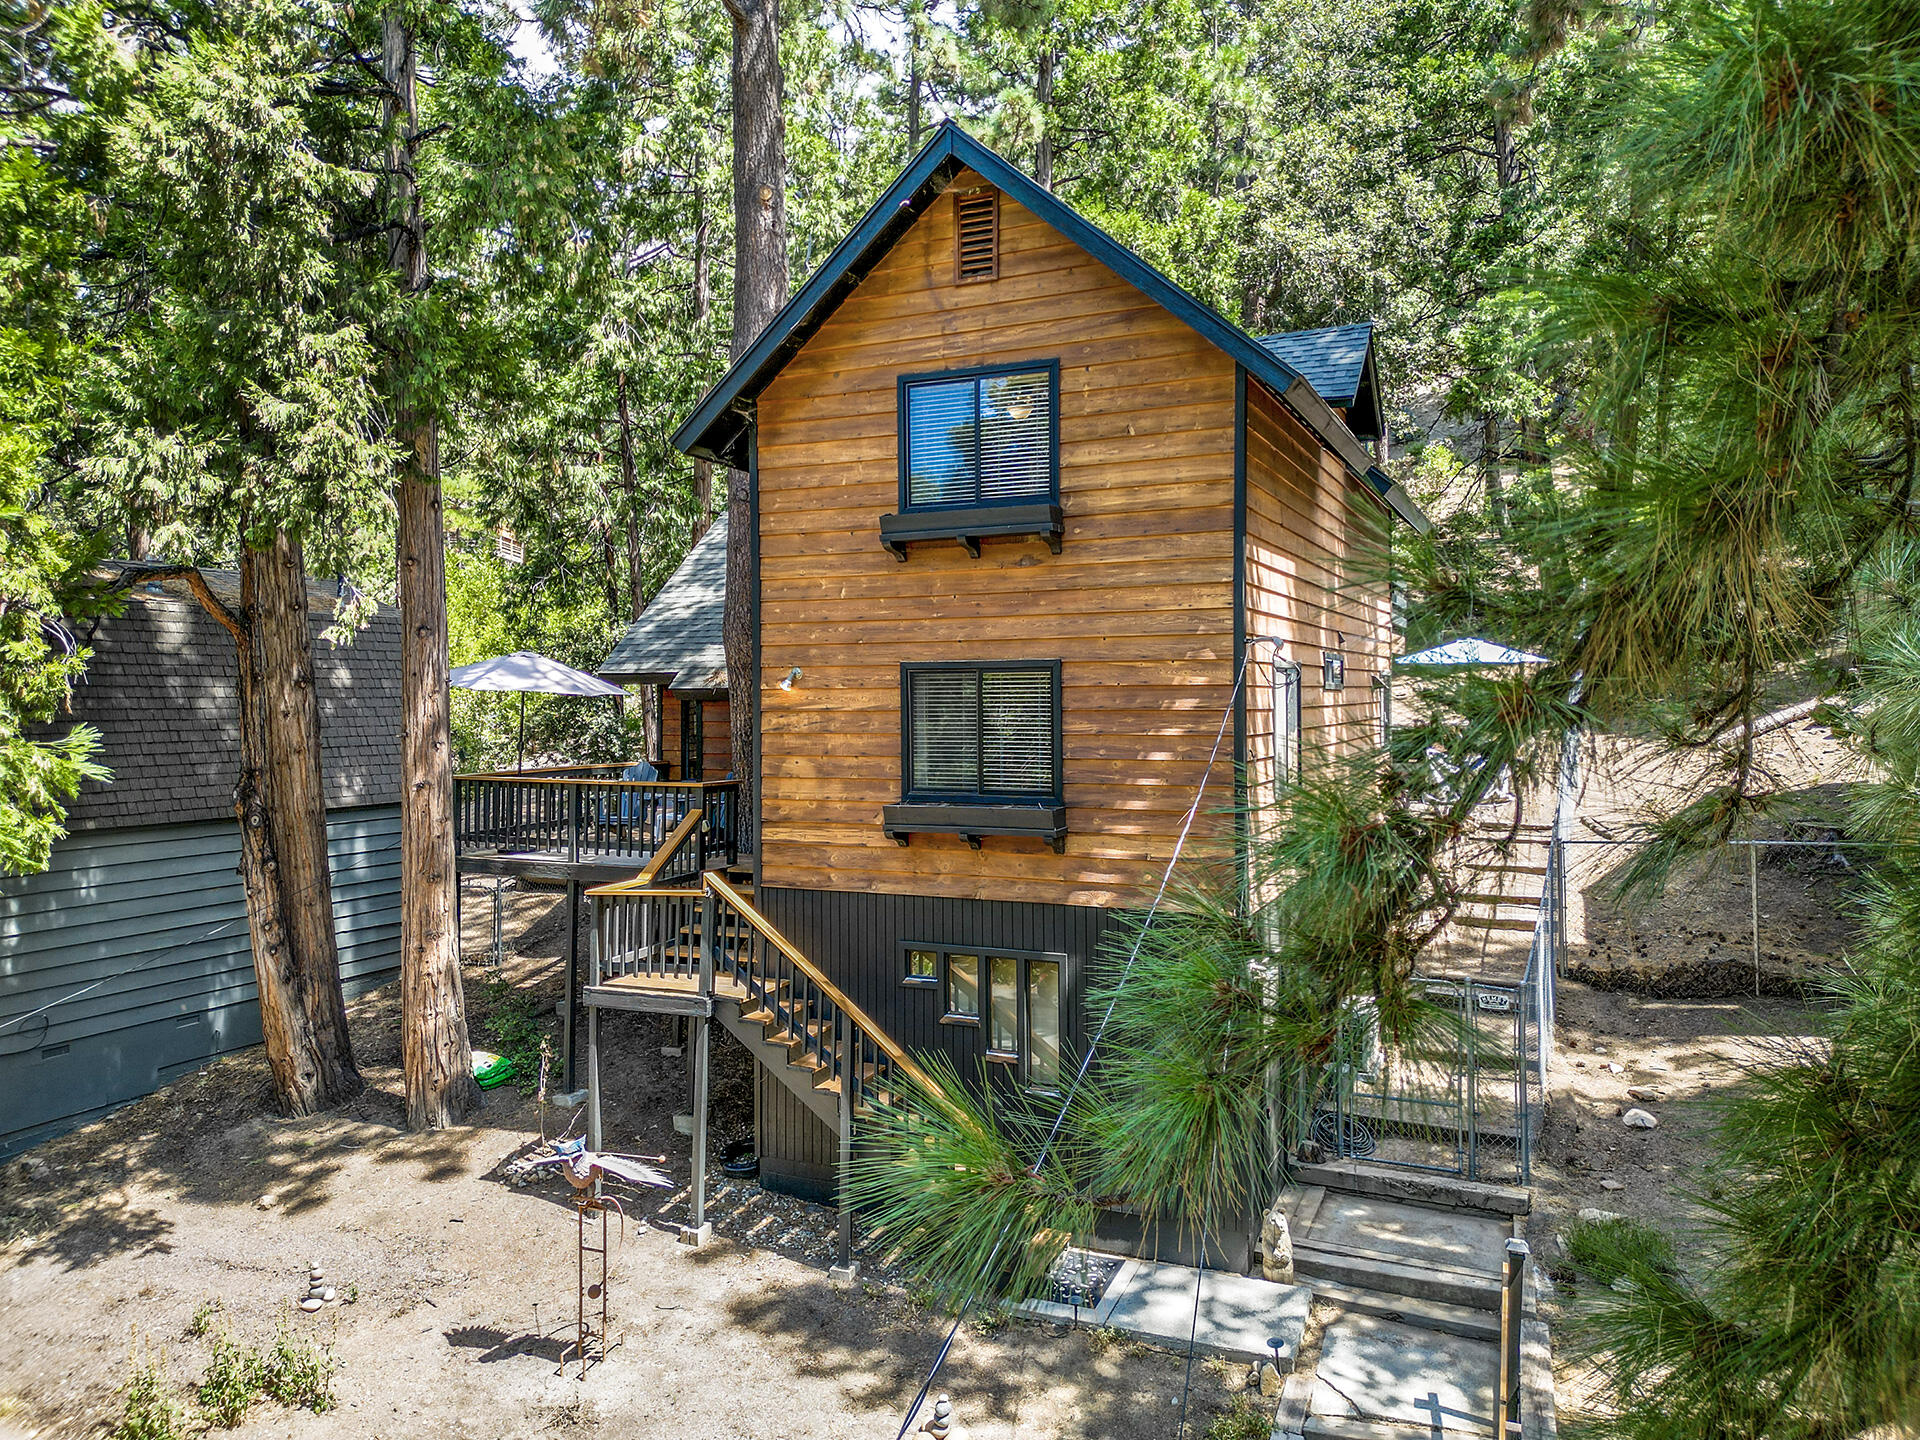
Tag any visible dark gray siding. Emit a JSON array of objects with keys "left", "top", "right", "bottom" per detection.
[
  {"left": 0, "top": 807, "right": 402, "bottom": 1156},
  {"left": 751, "top": 886, "right": 1117, "bottom": 1199}
]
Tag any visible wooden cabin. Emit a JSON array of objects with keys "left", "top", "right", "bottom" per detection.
[
  {"left": 600, "top": 516, "right": 733, "bottom": 782},
  {"left": 584, "top": 124, "right": 1426, "bottom": 1256}
]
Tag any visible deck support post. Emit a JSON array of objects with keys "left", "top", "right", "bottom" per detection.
[
  {"left": 586, "top": 1005, "right": 603, "bottom": 1152},
  {"left": 681, "top": 1015, "right": 712, "bottom": 1248},
  {"left": 680, "top": 882, "right": 717, "bottom": 1248},
  {"left": 562, "top": 879, "right": 580, "bottom": 1091},
  {"left": 830, "top": 1010, "right": 858, "bottom": 1284}
]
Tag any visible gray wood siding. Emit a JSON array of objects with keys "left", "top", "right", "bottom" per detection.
[
  {"left": 0, "top": 806, "right": 402, "bottom": 1156},
  {"left": 751, "top": 885, "right": 1116, "bottom": 1199}
]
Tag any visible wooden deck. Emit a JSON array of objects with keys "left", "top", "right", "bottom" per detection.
[{"left": 584, "top": 970, "right": 747, "bottom": 1015}]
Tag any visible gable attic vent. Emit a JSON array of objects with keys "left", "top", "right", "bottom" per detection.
[{"left": 955, "top": 189, "right": 999, "bottom": 283}]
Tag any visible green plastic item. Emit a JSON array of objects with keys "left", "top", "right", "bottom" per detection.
[{"left": 472, "top": 1049, "right": 516, "bottom": 1089}]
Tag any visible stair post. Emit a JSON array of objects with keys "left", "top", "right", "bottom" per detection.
[
  {"left": 830, "top": 1010, "right": 859, "bottom": 1285},
  {"left": 680, "top": 882, "right": 718, "bottom": 1249}
]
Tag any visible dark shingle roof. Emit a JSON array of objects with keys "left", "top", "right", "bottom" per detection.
[
  {"left": 32, "top": 572, "right": 402, "bottom": 831},
  {"left": 598, "top": 515, "right": 729, "bottom": 692},
  {"left": 1256, "top": 324, "right": 1374, "bottom": 406}
]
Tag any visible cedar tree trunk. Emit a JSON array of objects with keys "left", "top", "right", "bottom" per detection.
[
  {"left": 722, "top": 0, "right": 789, "bottom": 854},
  {"left": 195, "top": 544, "right": 362, "bottom": 1115},
  {"left": 386, "top": 7, "right": 479, "bottom": 1129}
]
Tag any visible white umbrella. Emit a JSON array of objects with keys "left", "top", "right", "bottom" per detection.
[
  {"left": 450, "top": 650, "right": 626, "bottom": 771},
  {"left": 1397, "top": 638, "right": 1551, "bottom": 668}
]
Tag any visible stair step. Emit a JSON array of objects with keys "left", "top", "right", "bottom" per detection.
[
  {"left": 1291, "top": 1240, "right": 1501, "bottom": 1311},
  {"left": 1304, "top": 1415, "right": 1493, "bottom": 1440},
  {"left": 1456, "top": 893, "right": 1540, "bottom": 907},
  {"left": 1281, "top": 1184, "right": 1326, "bottom": 1237},
  {"left": 1307, "top": 1281, "right": 1502, "bottom": 1340},
  {"left": 1448, "top": 916, "right": 1538, "bottom": 933}
]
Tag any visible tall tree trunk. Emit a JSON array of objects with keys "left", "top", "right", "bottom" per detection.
[
  {"left": 692, "top": 196, "right": 715, "bottom": 538},
  {"left": 385, "top": 7, "right": 478, "bottom": 1130},
  {"left": 722, "top": 0, "right": 789, "bottom": 858},
  {"left": 615, "top": 369, "right": 647, "bottom": 620},
  {"left": 906, "top": 0, "right": 923, "bottom": 151},
  {"left": 1035, "top": 46, "right": 1055, "bottom": 192},
  {"left": 187, "top": 545, "right": 361, "bottom": 1116}
]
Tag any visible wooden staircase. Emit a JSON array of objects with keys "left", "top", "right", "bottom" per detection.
[
  {"left": 585, "top": 871, "right": 932, "bottom": 1128},
  {"left": 581, "top": 865, "right": 937, "bottom": 1265}
]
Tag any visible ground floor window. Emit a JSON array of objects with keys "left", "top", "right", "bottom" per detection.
[{"left": 904, "top": 940, "right": 1064, "bottom": 1092}]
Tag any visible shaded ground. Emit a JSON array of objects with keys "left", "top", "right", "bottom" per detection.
[{"left": 0, "top": 883, "right": 1246, "bottom": 1439}]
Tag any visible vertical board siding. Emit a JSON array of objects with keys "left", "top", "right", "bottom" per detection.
[
  {"left": 660, "top": 692, "right": 732, "bottom": 781},
  {"left": 752, "top": 885, "right": 1115, "bottom": 1198},
  {"left": 1241, "top": 378, "right": 1393, "bottom": 807},
  {"left": 755, "top": 171, "right": 1240, "bottom": 908},
  {"left": 0, "top": 807, "right": 403, "bottom": 1156}
]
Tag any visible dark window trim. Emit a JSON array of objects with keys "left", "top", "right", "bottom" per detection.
[
  {"left": 902, "top": 940, "right": 1068, "bottom": 1090},
  {"left": 898, "top": 659, "right": 1064, "bottom": 805},
  {"left": 902, "top": 943, "right": 941, "bottom": 989},
  {"left": 895, "top": 359, "right": 1061, "bottom": 516}
]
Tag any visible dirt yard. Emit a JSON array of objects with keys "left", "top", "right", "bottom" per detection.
[{"left": 0, "top": 887, "right": 1248, "bottom": 1440}]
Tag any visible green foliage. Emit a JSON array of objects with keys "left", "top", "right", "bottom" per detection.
[
  {"left": 1206, "top": 1395, "right": 1277, "bottom": 1440},
  {"left": 195, "top": 1329, "right": 257, "bottom": 1428},
  {"left": 841, "top": 1052, "right": 1097, "bottom": 1306},
  {"left": 114, "top": 1345, "right": 187, "bottom": 1440},
  {"left": 255, "top": 1319, "right": 337, "bottom": 1413},
  {"left": 479, "top": 977, "right": 553, "bottom": 1093},
  {"left": 195, "top": 1319, "right": 336, "bottom": 1427},
  {"left": 1564, "top": 1216, "right": 1678, "bottom": 1289},
  {"left": 0, "top": 146, "right": 109, "bottom": 874}
]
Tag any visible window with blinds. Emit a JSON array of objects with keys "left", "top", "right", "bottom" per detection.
[
  {"left": 900, "top": 363, "right": 1057, "bottom": 511},
  {"left": 903, "top": 662, "right": 1061, "bottom": 803}
]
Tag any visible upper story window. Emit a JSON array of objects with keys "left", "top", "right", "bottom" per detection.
[
  {"left": 900, "top": 363, "right": 1059, "bottom": 512},
  {"left": 954, "top": 189, "right": 999, "bottom": 282},
  {"left": 903, "top": 662, "right": 1061, "bottom": 804}
]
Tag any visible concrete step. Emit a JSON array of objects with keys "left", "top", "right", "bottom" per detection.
[
  {"left": 1304, "top": 1413, "right": 1491, "bottom": 1440},
  {"left": 1307, "top": 1281, "right": 1501, "bottom": 1341},
  {"left": 1292, "top": 1240, "right": 1501, "bottom": 1311},
  {"left": 1289, "top": 1184, "right": 1327, "bottom": 1236},
  {"left": 1291, "top": 1159, "right": 1529, "bottom": 1217}
]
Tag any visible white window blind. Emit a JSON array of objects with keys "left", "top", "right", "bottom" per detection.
[
  {"left": 904, "top": 368, "right": 1054, "bottom": 509},
  {"left": 906, "top": 665, "right": 1058, "bottom": 800}
]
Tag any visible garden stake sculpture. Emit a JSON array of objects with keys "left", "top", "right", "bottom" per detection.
[{"left": 525, "top": 1136, "right": 671, "bottom": 1377}]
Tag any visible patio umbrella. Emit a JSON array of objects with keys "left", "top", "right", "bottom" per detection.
[
  {"left": 449, "top": 650, "right": 626, "bottom": 771},
  {"left": 1397, "top": 638, "right": 1550, "bottom": 668}
]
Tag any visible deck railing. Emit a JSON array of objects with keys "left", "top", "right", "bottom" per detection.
[
  {"left": 454, "top": 773, "right": 739, "bottom": 866},
  {"left": 586, "top": 870, "right": 942, "bottom": 1109}
]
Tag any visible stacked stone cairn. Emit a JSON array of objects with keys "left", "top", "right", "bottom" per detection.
[{"left": 299, "top": 1260, "right": 337, "bottom": 1313}]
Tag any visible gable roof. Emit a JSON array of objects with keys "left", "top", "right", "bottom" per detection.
[
  {"left": 671, "top": 123, "right": 1427, "bottom": 533},
  {"left": 598, "top": 515, "right": 729, "bottom": 692},
  {"left": 1257, "top": 323, "right": 1383, "bottom": 441},
  {"left": 31, "top": 569, "right": 402, "bottom": 831}
]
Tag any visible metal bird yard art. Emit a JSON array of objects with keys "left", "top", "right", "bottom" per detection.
[{"left": 524, "top": 1135, "right": 672, "bottom": 1378}]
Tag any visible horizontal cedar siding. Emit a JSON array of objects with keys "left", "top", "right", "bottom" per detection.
[
  {"left": 1241, "top": 377, "right": 1392, "bottom": 801},
  {"left": 755, "top": 171, "right": 1238, "bottom": 908}
]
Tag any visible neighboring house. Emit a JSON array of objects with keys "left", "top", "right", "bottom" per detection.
[
  {"left": 0, "top": 572, "right": 404, "bottom": 1158},
  {"left": 600, "top": 516, "right": 732, "bottom": 782},
  {"left": 586, "top": 124, "right": 1426, "bottom": 1236}
]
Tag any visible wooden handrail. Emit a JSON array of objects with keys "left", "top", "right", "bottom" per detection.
[
  {"left": 587, "top": 879, "right": 702, "bottom": 899},
  {"left": 703, "top": 873, "right": 947, "bottom": 1103},
  {"left": 632, "top": 807, "right": 705, "bottom": 886}
]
